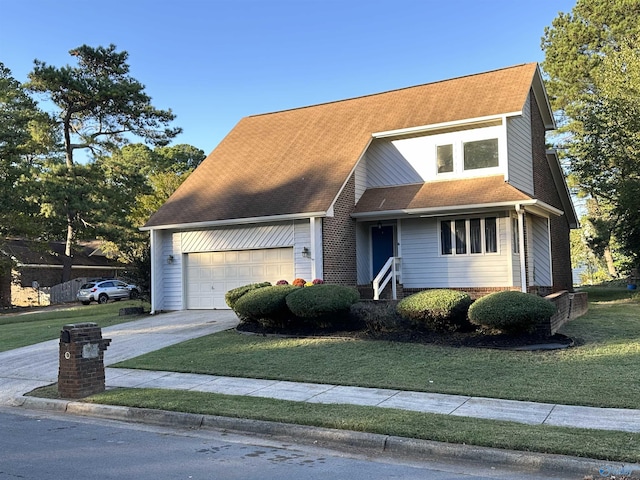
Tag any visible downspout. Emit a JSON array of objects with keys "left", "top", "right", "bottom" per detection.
[{"left": 516, "top": 204, "right": 527, "bottom": 293}]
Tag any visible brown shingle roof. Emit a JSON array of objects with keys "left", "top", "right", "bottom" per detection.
[
  {"left": 352, "top": 176, "right": 533, "bottom": 215},
  {"left": 144, "top": 63, "right": 539, "bottom": 228},
  {"left": 1, "top": 239, "right": 123, "bottom": 268}
]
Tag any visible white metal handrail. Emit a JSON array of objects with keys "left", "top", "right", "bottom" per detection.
[{"left": 373, "top": 256, "right": 401, "bottom": 300}]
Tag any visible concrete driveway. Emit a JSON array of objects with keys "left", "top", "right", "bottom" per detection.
[{"left": 0, "top": 310, "right": 239, "bottom": 404}]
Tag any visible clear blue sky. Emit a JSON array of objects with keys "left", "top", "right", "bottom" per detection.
[{"left": 1, "top": 0, "right": 576, "bottom": 155}]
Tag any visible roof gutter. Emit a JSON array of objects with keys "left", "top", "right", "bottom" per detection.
[
  {"left": 351, "top": 199, "right": 563, "bottom": 220},
  {"left": 140, "top": 211, "right": 327, "bottom": 232}
]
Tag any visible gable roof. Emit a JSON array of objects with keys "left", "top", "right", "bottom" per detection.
[
  {"left": 1, "top": 239, "right": 123, "bottom": 269},
  {"left": 144, "top": 63, "right": 544, "bottom": 230}
]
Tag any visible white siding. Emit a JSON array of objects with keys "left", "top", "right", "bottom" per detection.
[
  {"left": 354, "top": 158, "right": 367, "bottom": 203},
  {"left": 506, "top": 94, "right": 534, "bottom": 194},
  {"left": 182, "top": 222, "right": 294, "bottom": 252},
  {"left": 365, "top": 125, "right": 508, "bottom": 187},
  {"left": 154, "top": 220, "right": 316, "bottom": 311},
  {"left": 293, "top": 220, "right": 313, "bottom": 281},
  {"left": 161, "top": 231, "right": 184, "bottom": 311},
  {"left": 530, "top": 215, "right": 552, "bottom": 286},
  {"left": 400, "top": 216, "right": 512, "bottom": 288},
  {"left": 366, "top": 139, "right": 423, "bottom": 187},
  {"left": 509, "top": 217, "right": 522, "bottom": 288}
]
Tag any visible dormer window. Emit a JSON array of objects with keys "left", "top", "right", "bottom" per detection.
[
  {"left": 436, "top": 144, "right": 454, "bottom": 173},
  {"left": 463, "top": 138, "right": 499, "bottom": 170}
]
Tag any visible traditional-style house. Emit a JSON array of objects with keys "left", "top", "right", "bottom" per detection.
[{"left": 143, "top": 63, "right": 578, "bottom": 312}]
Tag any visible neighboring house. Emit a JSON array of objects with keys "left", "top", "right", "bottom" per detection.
[
  {"left": 143, "top": 63, "right": 578, "bottom": 312},
  {"left": 0, "top": 239, "right": 125, "bottom": 307}
]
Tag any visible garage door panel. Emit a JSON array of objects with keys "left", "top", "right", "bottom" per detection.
[{"left": 187, "top": 247, "right": 294, "bottom": 309}]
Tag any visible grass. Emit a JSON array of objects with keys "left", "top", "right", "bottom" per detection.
[
  {"left": 81, "top": 388, "right": 640, "bottom": 463},
  {"left": 20, "top": 286, "right": 640, "bottom": 463},
  {"left": 114, "top": 287, "right": 640, "bottom": 409},
  {"left": 0, "top": 300, "right": 149, "bottom": 352}
]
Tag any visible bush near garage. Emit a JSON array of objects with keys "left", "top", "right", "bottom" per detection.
[
  {"left": 468, "top": 290, "right": 557, "bottom": 334},
  {"left": 396, "top": 289, "right": 473, "bottom": 332},
  {"left": 233, "top": 284, "right": 300, "bottom": 328},
  {"left": 285, "top": 284, "right": 360, "bottom": 328},
  {"left": 225, "top": 282, "right": 271, "bottom": 310}
]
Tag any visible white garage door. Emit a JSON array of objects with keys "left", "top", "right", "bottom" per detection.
[{"left": 185, "top": 248, "right": 294, "bottom": 309}]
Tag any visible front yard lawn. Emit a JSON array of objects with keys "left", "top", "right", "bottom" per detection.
[
  {"left": 114, "top": 287, "right": 640, "bottom": 409},
  {"left": 28, "top": 286, "right": 640, "bottom": 463},
  {"left": 0, "top": 301, "right": 149, "bottom": 352}
]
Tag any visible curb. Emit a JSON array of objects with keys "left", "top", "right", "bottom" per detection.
[{"left": 15, "top": 396, "right": 638, "bottom": 478}]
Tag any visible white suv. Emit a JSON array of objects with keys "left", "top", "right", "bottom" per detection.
[{"left": 76, "top": 280, "right": 138, "bottom": 305}]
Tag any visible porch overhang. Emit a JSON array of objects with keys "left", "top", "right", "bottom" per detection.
[
  {"left": 351, "top": 199, "right": 563, "bottom": 220},
  {"left": 351, "top": 176, "right": 564, "bottom": 221}
]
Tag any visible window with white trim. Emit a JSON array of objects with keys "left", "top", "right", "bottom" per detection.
[
  {"left": 440, "top": 217, "right": 499, "bottom": 255},
  {"left": 463, "top": 138, "right": 499, "bottom": 170},
  {"left": 512, "top": 217, "right": 520, "bottom": 253}
]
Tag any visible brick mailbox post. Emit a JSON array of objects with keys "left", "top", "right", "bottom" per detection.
[{"left": 58, "top": 323, "right": 111, "bottom": 399}]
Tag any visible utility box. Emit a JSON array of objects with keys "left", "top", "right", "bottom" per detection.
[{"left": 58, "top": 322, "right": 111, "bottom": 398}]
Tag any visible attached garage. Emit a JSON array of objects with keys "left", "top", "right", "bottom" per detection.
[{"left": 185, "top": 247, "right": 294, "bottom": 309}]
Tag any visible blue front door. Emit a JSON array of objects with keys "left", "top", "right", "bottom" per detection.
[{"left": 371, "top": 225, "right": 394, "bottom": 279}]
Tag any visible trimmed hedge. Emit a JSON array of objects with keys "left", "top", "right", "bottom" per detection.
[
  {"left": 396, "top": 289, "right": 473, "bottom": 332},
  {"left": 286, "top": 284, "right": 360, "bottom": 321},
  {"left": 225, "top": 282, "right": 271, "bottom": 310},
  {"left": 468, "top": 290, "right": 557, "bottom": 334},
  {"left": 233, "top": 285, "right": 300, "bottom": 327}
]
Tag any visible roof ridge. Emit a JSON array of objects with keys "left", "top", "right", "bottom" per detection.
[{"left": 248, "top": 62, "right": 537, "bottom": 118}]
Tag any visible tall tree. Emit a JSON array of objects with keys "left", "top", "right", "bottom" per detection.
[
  {"left": 0, "top": 62, "right": 54, "bottom": 238},
  {"left": 26, "top": 44, "right": 181, "bottom": 279},
  {"left": 96, "top": 143, "right": 204, "bottom": 289},
  {"left": 541, "top": 0, "right": 640, "bottom": 272}
]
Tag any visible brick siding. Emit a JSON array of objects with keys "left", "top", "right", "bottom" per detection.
[
  {"left": 322, "top": 174, "right": 357, "bottom": 285},
  {"left": 530, "top": 90, "right": 573, "bottom": 292}
]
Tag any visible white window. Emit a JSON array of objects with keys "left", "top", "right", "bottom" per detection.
[
  {"left": 512, "top": 217, "right": 520, "bottom": 253},
  {"left": 436, "top": 144, "right": 454, "bottom": 173},
  {"left": 441, "top": 217, "right": 499, "bottom": 256},
  {"left": 463, "top": 138, "right": 499, "bottom": 170}
]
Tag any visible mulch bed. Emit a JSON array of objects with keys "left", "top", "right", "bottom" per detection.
[{"left": 236, "top": 322, "right": 573, "bottom": 350}]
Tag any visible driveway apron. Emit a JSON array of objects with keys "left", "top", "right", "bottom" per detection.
[{"left": 0, "top": 310, "right": 239, "bottom": 404}]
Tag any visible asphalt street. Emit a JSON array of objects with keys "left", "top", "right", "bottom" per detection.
[{"left": 0, "top": 408, "right": 584, "bottom": 480}]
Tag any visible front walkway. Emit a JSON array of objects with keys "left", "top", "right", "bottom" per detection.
[{"left": 1, "top": 309, "right": 640, "bottom": 433}]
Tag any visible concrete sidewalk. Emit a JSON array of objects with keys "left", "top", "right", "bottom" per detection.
[
  {"left": 2, "top": 309, "right": 640, "bottom": 434},
  {"left": 105, "top": 367, "right": 640, "bottom": 433}
]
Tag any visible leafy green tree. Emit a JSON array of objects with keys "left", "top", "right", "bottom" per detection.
[
  {"left": 541, "top": 0, "right": 640, "bottom": 271},
  {"left": 96, "top": 143, "right": 204, "bottom": 288},
  {"left": 0, "top": 62, "right": 55, "bottom": 238},
  {"left": 26, "top": 44, "right": 181, "bottom": 279}
]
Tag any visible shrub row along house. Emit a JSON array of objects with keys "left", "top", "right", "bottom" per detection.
[{"left": 143, "top": 63, "right": 578, "bottom": 313}]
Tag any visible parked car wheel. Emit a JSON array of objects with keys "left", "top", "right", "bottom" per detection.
[
  {"left": 98, "top": 294, "right": 109, "bottom": 304},
  {"left": 129, "top": 289, "right": 140, "bottom": 299}
]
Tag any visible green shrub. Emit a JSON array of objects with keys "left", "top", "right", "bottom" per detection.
[
  {"left": 468, "top": 290, "right": 557, "bottom": 334},
  {"left": 350, "top": 301, "right": 409, "bottom": 336},
  {"left": 234, "top": 285, "right": 300, "bottom": 328},
  {"left": 225, "top": 282, "right": 271, "bottom": 310},
  {"left": 396, "top": 289, "right": 473, "bottom": 332},
  {"left": 286, "top": 284, "right": 360, "bottom": 328}
]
